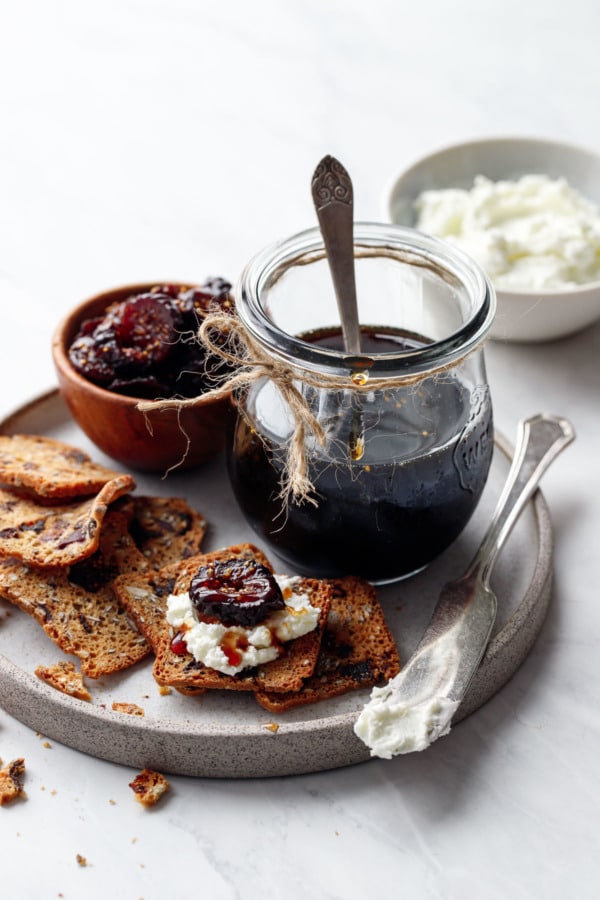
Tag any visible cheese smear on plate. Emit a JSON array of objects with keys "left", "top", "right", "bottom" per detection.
[{"left": 354, "top": 680, "right": 460, "bottom": 758}]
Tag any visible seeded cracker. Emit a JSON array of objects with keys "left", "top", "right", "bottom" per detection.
[
  {"left": 34, "top": 660, "right": 92, "bottom": 701},
  {"left": 255, "top": 576, "right": 401, "bottom": 712},
  {"left": 0, "top": 475, "right": 135, "bottom": 567},
  {"left": 127, "top": 495, "right": 207, "bottom": 569},
  {"left": 0, "top": 434, "right": 130, "bottom": 500},
  {"left": 0, "top": 511, "right": 151, "bottom": 677},
  {"left": 113, "top": 544, "right": 333, "bottom": 694}
]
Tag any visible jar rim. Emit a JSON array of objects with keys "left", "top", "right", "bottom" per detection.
[{"left": 236, "top": 222, "right": 496, "bottom": 377}]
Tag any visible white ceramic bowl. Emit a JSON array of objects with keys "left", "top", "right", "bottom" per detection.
[{"left": 384, "top": 137, "right": 600, "bottom": 342}]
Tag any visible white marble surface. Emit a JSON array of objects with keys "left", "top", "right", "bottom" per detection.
[{"left": 0, "top": 1, "right": 599, "bottom": 897}]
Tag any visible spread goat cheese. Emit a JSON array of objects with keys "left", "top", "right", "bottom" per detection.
[
  {"left": 166, "top": 575, "right": 320, "bottom": 676},
  {"left": 414, "top": 174, "right": 600, "bottom": 291},
  {"left": 353, "top": 679, "right": 460, "bottom": 757}
]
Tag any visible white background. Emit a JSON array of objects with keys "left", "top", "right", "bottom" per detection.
[{"left": 0, "top": 2, "right": 599, "bottom": 898}]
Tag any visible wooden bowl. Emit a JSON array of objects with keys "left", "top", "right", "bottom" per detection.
[{"left": 52, "top": 283, "right": 234, "bottom": 472}]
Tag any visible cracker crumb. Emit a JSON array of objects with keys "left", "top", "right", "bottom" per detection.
[
  {"left": 76, "top": 854, "right": 88, "bottom": 867},
  {"left": 263, "top": 722, "right": 280, "bottom": 733},
  {"left": 112, "top": 702, "right": 145, "bottom": 717},
  {"left": 159, "top": 685, "right": 172, "bottom": 696},
  {"left": 43, "top": 741, "right": 52, "bottom": 749},
  {"left": 35, "top": 661, "right": 92, "bottom": 701},
  {"left": 129, "top": 769, "right": 169, "bottom": 807},
  {"left": 0, "top": 758, "right": 26, "bottom": 805},
  {"left": 109, "top": 799, "right": 116, "bottom": 805}
]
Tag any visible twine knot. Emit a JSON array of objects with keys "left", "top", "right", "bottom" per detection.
[{"left": 138, "top": 312, "right": 470, "bottom": 505}]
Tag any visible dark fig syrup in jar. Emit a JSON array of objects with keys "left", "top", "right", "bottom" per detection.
[{"left": 228, "top": 325, "right": 494, "bottom": 582}]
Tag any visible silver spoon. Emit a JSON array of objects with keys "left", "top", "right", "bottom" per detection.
[
  {"left": 354, "top": 413, "right": 576, "bottom": 757},
  {"left": 311, "top": 155, "right": 361, "bottom": 354}
]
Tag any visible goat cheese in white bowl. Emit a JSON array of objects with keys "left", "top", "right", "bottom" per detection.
[
  {"left": 385, "top": 137, "right": 600, "bottom": 341},
  {"left": 415, "top": 174, "right": 600, "bottom": 291}
]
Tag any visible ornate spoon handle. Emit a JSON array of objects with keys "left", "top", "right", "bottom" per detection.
[{"left": 311, "top": 155, "right": 361, "bottom": 354}]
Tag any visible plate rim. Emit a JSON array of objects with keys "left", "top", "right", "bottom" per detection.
[{"left": 0, "top": 389, "right": 553, "bottom": 777}]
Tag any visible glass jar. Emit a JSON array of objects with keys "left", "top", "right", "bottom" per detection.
[{"left": 228, "top": 223, "right": 496, "bottom": 583}]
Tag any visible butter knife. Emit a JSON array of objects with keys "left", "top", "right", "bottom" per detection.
[{"left": 354, "top": 413, "right": 575, "bottom": 757}]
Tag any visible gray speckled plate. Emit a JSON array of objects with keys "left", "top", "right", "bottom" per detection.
[{"left": 0, "top": 390, "right": 552, "bottom": 778}]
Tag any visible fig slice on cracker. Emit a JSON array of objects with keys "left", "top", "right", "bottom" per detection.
[
  {"left": 0, "top": 434, "right": 132, "bottom": 500},
  {"left": 0, "top": 475, "right": 135, "bottom": 568},
  {"left": 113, "top": 543, "right": 274, "bottom": 651},
  {"left": 152, "top": 576, "right": 332, "bottom": 695}
]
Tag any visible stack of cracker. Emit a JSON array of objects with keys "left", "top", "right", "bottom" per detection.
[
  {"left": 114, "top": 551, "right": 402, "bottom": 710},
  {"left": 0, "top": 434, "right": 206, "bottom": 678}
]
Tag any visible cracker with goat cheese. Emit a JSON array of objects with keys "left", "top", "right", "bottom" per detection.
[
  {"left": 255, "top": 576, "right": 401, "bottom": 712},
  {"left": 113, "top": 544, "right": 333, "bottom": 694},
  {"left": 0, "top": 433, "right": 132, "bottom": 501},
  {"left": 155, "top": 575, "right": 333, "bottom": 695}
]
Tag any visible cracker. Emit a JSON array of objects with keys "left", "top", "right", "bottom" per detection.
[
  {"left": 0, "top": 475, "right": 135, "bottom": 567},
  {"left": 0, "top": 511, "right": 151, "bottom": 677},
  {"left": 127, "top": 495, "right": 207, "bottom": 569},
  {"left": 113, "top": 545, "right": 333, "bottom": 694},
  {"left": 255, "top": 576, "right": 401, "bottom": 712},
  {"left": 174, "top": 685, "right": 205, "bottom": 696},
  {"left": 0, "top": 434, "right": 131, "bottom": 500},
  {"left": 112, "top": 702, "right": 145, "bottom": 716},
  {"left": 34, "top": 660, "right": 92, "bottom": 701},
  {"left": 0, "top": 758, "right": 26, "bottom": 805},
  {"left": 129, "top": 769, "right": 169, "bottom": 806}
]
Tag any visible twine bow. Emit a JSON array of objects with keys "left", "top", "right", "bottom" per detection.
[{"left": 138, "top": 313, "right": 331, "bottom": 505}]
